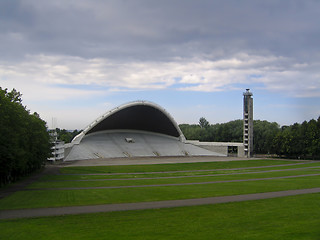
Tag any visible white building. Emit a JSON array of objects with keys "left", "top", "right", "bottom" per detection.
[{"left": 48, "top": 130, "right": 65, "bottom": 162}]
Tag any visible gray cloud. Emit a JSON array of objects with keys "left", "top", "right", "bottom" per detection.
[
  {"left": 1, "top": 0, "right": 319, "bottom": 60},
  {"left": 2, "top": 0, "right": 320, "bottom": 128},
  {"left": 1, "top": 0, "right": 320, "bottom": 97}
]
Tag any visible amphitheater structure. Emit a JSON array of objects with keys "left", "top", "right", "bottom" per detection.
[{"left": 64, "top": 101, "right": 227, "bottom": 161}]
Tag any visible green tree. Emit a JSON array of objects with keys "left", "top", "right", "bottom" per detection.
[
  {"left": 180, "top": 119, "right": 243, "bottom": 142},
  {"left": 179, "top": 124, "right": 202, "bottom": 140},
  {"left": 305, "top": 119, "right": 320, "bottom": 159},
  {"left": 272, "top": 128, "right": 293, "bottom": 157},
  {"left": 0, "top": 87, "right": 51, "bottom": 186},
  {"left": 55, "top": 128, "right": 81, "bottom": 143},
  {"left": 253, "top": 120, "right": 280, "bottom": 154},
  {"left": 270, "top": 118, "right": 320, "bottom": 159},
  {"left": 199, "top": 117, "right": 210, "bottom": 129},
  {"left": 27, "top": 113, "right": 51, "bottom": 170},
  {"left": 180, "top": 116, "right": 320, "bottom": 159}
]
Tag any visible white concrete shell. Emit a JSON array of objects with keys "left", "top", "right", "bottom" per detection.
[
  {"left": 64, "top": 101, "right": 226, "bottom": 160},
  {"left": 71, "top": 101, "right": 186, "bottom": 145}
]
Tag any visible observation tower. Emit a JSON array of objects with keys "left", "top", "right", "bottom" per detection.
[{"left": 243, "top": 89, "right": 253, "bottom": 157}]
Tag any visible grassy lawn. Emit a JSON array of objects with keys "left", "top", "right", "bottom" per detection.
[
  {"left": 40, "top": 161, "right": 320, "bottom": 181},
  {"left": 1, "top": 175, "right": 320, "bottom": 210},
  {"left": 59, "top": 159, "right": 304, "bottom": 174},
  {"left": 1, "top": 193, "right": 320, "bottom": 240},
  {"left": 27, "top": 168, "right": 320, "bottom": 189}
]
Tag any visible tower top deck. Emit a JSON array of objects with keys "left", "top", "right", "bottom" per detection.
[{"left": 243, "top": 89, "right": 253, "bottom": 96}]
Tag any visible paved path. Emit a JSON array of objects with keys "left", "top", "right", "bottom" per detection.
[{"left": 1, "top": 188, "right": 320, "bottom": 220}]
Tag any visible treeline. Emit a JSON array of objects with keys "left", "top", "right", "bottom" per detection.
[
  {"left": 180, "top": 119, "right": 243, "bottom": 143},
  {"left": 55, "top": 128, "right": 81, "bottom": 143},
  {"left": 179, "top": 117, "right": 320, "bottom": 159},
  {"left": 272, "top": 119, "right": 320, "bottom": 159},
  {"left": 0, "top": 88, "right": 51, "bottom": 186}
]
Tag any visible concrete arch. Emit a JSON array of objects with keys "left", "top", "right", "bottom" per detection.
[
  {"left": 64, "top": 101, "right": 226, "bottom": 160},
  {"left": 71, "top": 101, "right": 186, "bottom": 145}
]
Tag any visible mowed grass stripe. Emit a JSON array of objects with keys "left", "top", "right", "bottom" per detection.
[
  {"left": 41, "top": 162, "right": 320, "bottom": 181},
  {"left": 60, "top": 161, "right": 316, "bottom": 175},
  {"left": 1, "top": 175, "right": 320, "bottom": 210},
  {"left": 26, "top": 174, "right": 320, "bottom": 191},
  {"left": 59, "top": 159, "right": 305, "bottom": 174},
  {"left": 28, "top": 168, "right": 320, "bottom": 189},
  {"left": 2, "top": 193, "right": 319, "bottom": 240}
]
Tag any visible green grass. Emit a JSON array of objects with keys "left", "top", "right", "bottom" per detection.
[
  {"left": 40, "top": 161, "right": 320, "bottom": 181},
  {"left": 1, "top": 175, "right": 320, "bottom": 210},
  {"left": 27, "top": 168, "right": 320, "bottom": 189},
  {"left": 1, "top": 159, "right": 320, "bottom": 239},
  {"left": 59, "top": 159, "right": 304, "bottom": 174},
  {"left": 1, "top": 193, "right": 320, "bottom": 240}
]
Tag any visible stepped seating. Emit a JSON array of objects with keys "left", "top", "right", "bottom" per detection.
[{"left": 65, "top": 131, "right": 225, "bottom": 161}]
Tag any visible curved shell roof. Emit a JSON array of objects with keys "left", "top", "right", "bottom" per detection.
[{"left": 71, "top": 101, "right": 186, "bottom": 144}]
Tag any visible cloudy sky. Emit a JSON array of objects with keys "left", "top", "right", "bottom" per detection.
[{"left": 1, "top": 0, "right": 320, "bottom": 129}]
